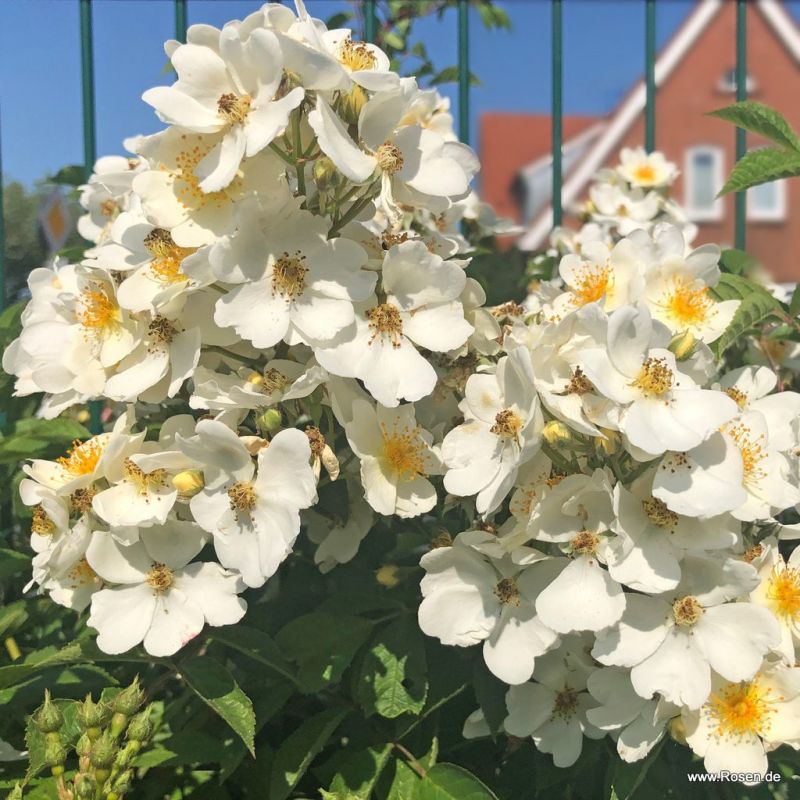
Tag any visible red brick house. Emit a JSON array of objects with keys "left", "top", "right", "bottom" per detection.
[{"left": 481, "top": 0, "right": 800, "bottom": 282}]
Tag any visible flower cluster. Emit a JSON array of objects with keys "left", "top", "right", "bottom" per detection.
[{"left": 3, "top": 2, "right": 800, "bottom": 785}]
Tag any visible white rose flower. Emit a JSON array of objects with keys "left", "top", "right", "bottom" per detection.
[{"left": 86, "top": 520, "right": 246, "bottom": 656}]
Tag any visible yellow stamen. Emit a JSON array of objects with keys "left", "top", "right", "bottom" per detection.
[
  {"left": 766, "top": 565, "right": 800, "bottom": 621},
  {"left": 123, "top": 458, "right": 167, "bottom": 496},
  {"left": 642, "top": 497, "right": 679, "bottom": 529},
  {"left": 660, "top": 278, "right": 714, "bottom": 327},
  {"left": 380, "top": 421, "right": 428, "bottom": 481},
  {"left": 31, "top": 505, "right": 56, "bottom": 536},
  {"left": 570, "top": 263, "right": 612, "bottom": 307},
  {"left": 272, "top": 252, "right": 308, "bottom": 299},
  {"left": 366, "top": 303, "right": 404, "bottom": 347},
  {"left": 143, "top": 228, "right": 195, "bottom": 284},
  {"left": 726, "top": 423, "right": 767, "bottom": 482},
  {"left": 338, "top": 38, "right": 377, "bottom": 71},
  {"left": 146, "top": 562, "right": 174, "bottom": 594},
  {"left": 672, "top": 595, "right": 703, "bottom": 627},
  {"left": 493, "top": 577, "right": 521, "bottom": 607},
  {"left": 707, "top": 677, "right": 777, "bottom": 739},
  {"left": 57, "top": 437, "right": 107, "bottom": 478},
  {"left": 631, "top": 356, "right": 674, "bottom": 397},
  {"left": 217, "top": 92, "right": 252, "bottom": 125},
  {"left": 490, "top": 409, "right": 524, "bottom": 441},
  {"left": 376, "top": 142, "right": 404, "bottom": 174},
  {"left": 77, "top": 284, "right": 119, "bottom": 334},
  {"left": 227, "top": 482, "right": 256, "bottom": 515}
]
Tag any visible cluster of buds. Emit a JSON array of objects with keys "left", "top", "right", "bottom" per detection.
[{"left": 18, "top": 678, "right": 154, "bottom": 800}]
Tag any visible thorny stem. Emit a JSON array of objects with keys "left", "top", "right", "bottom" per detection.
[
  {"left": 392, "top": 742, "right": 427, "bottom": 778},
  {"left": 329, "top": 190, "right": 379, "bottom": 237}
]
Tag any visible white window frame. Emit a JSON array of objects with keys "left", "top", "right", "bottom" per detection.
[
  {"left": 748, "top": 178, "right": 787, "bottom": 222},
  {"left": 684, "top": 145, "right": 725, "bottom": 222}
]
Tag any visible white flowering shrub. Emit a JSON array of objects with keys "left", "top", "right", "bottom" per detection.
[{"left": 3, "top": 3, "right": 800, "bottom": 798}]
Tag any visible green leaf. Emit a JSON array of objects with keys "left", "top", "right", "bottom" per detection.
[
  {"left": 386, "top": 758, "right": 422, "bottom": 800},
  {"left": 612, "top": 739, "right": 664, "bottom": 800},
  {"left": 354, "top": 618, "right": 427, "bottom": 719},
  {"left": 0, "top": 642, "right": 85, "bottom": 690},
  {"left": 268, "top": 707, "right": 348, "bottom": 800},
  {"left": 418, "top": 763, "right": 499, "bottom": 800},
  {"left": 718, "top": 247, "right": 758, "bottom": 276},
  {"left": 47, "top": 165, "right": 87, "bottom": 187},
  {"left": 709, "top": 273, "right": 779, "bottom": 304},
  {"left": 24, "top": 698, "right": 80, "bottom": 782},
  {"left": 275, "top": 612, "right": 373, "bottom": 693},
  {"left": 789, "top": 284, "right": 800, "bottom": 318},
  {"left": 710, "top": 101, "right": 800, "bottom": 152},
  {"left": 714, "top": 290, "right": 784, "bottom": 356},
  {"left": 717, "top": 146, "right": 800, "bottom": 196},
  {"left": 181, "top": 656, "right": 256, "bottom": 757},
  {"left": 0, "top": 418, "right": 91, "bottom": 465},
  {"left": 211, "top": 625, "right": 296, "bottom": 684},
  {"left": 326, "top": 744, "right": 393, "bottom": 799},
  {"left": 0, "top": 548, "right": 30, "bottom": 581},
  {"left": 471, "top": 661, "right": 507, "bottom": 736}
]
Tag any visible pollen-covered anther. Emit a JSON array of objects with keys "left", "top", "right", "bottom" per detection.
[
  {"left": 70, "top": 487, "right": 97, "bottom": 514},
  {"left": 148, "top": 315, "right": 179, "bottom": 345},
  {"left": 376, "top": 142, "right": 404, "bottom": 174},
  {"left": 123, "top": 458, "right": 167, "bottom": 496},
  {"left": 78, "top": 284, "right": 119, "bottom": 335},
  {"left": 707, "top": 678, "right": 776, "bottom": 739},
  {"left": 767, "top": 566, "right": 800, "bottom": 621},
  {"left": 99, "top": 199, "right": 119, "bottom": 218},
  {"left": 633, "top": 164, "right": 656, "bottom": 183},
  {"left": 217, "top": 92, "right": 252, "bottom": 124},
  {"left": 31, "top": 504, "right": 56, "bottom": 536},
  {"left": 339, "top": 37, "right": 377, "bottom": 71},
  {"left": 305, "top": 426, "right": 327, "bottom": 457},
  {"left": 724, "top": 387, "right": 748, "bottom": 410},
  {"left": 742, "top": 543, "right": 763, "bottom": 563},
  {"left": 672, "top": 595, "right": 703, "bottom": 627},
  {"left": 262, "top": 368, "right": 290, "bottom": 394},
  {"left": 143, "top": 228, "right": 195, "bottom": 284},
  {"left": 58, "top": 437, "right": 106, "bottom": 478},
  {"left": 146, "top": 562, "right": 174, "bottom": 594},
  {"left": 228, "top": 481, "right": 256, "bottom": 514},
  {"left": 662, "top": 278, "right": 715, "bottom": 326},
  {"left": 272, "top": 252, "right": 308, "bottom": 299},
  {"left": 490, "top": 409, "right": 524, "bottom": 441},
  {"left": 631, "top": 356, "right": 674, "bottom": 397},
  {"left": 565, "top": 366, "right": 594, "bottom": 395},
  {"left": 570, "top": 530, "right": 599, "bottom": 556},
  {"left": 493, "top": 577, "right": 521, "bottom": 607},
  {"left": 726, "top": 423, "right": 767, "bottom": 481},
  {"left": 642, "top": 496, "right": 679, "bottom": 529},
  {"left": 552, "top": 688, "right": 579, "bottom": 720},
  {"left": 367, "top": 303, "right": 404, "bottom": 347},
  {"left": 571, "top": 263, "right": 612, "bottom": 306},
  {"left": 381, "top": 422, "right": 427, "bottom": 481}
]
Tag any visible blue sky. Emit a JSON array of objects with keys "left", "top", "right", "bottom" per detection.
[{"left": 0, "top": 0, "right": 798, "bottom": 185}]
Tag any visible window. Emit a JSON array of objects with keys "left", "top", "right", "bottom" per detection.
[
  {"left": 684, "top": 146, "right": 724, "bottom": 221},
  {"left": 748, "top": 179, "right": 786, "bottom": 222},
  {"left": 717, "top": 67, "right": 757, "bottom": 94}
]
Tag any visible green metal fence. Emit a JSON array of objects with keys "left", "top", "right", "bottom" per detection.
[{"left": 0, "top": 0, "right": 753, "bottom": 434}]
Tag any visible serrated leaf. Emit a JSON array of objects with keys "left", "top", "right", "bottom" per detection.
[
  {"left": 790, "top": 284, "right": 800, "bottom": 318},
  {"left": 710, "top": 101, "right": 800, "bottom": 151},
  {"left": 181, "top": 656, "right": 256, "bottom": 757},
  {"left": 471, "top": 661, "right": 506, "bottom": 736},
  {"left": 387, "top": 758, "right": 422, "bottom": 800},
  {"left": 709, "top": 273, "right": 778, "bottom": 304},
  {"left": 268, "top": 707, "right": 348, "bottom": 800},
  {"left": 0, "top": 642, "right": 85, "bottom": 690},
  {"left": 418, "top": 763, "right": 499, "bottom": 800},
  {"left": 717, "top": 146, "right": 800, "bottom": 196},
  {"left": 714, "top": 291, "right": 784, "bottom": 355},
  {"left": 275, "top": 612, "right": 373, "bottom": 693},
  {"left": 355, "top": 619, "right": 427, "bottom": 719},
  {"left": 718, "top": 247, "right": 758, "bottom": 276}
]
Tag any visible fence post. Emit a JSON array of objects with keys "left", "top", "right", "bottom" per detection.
[
  {"left": 457, "top": 0, "right": 470, "bottom": 144},
  {"left": 80, "top": 0, "right": 103, "bottom": 435},
  {"left": 734, "top": 0, "right": 747, "bottom": 251},
  {"left": 645, "top": 0, "right": 656, "bottom": 153},
  {"left": 364, "top": 0, "right": 376, "bottom": 43},
  {"left": 551, "top": 0, "right": 563, "bottom": 228},
  {"left": 175, "top": 0, "right": 188, "bottom": 43}
]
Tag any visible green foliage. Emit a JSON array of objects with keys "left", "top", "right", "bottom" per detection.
[{"left": 710, "top": 101, "right": 800, "bottom": 194}]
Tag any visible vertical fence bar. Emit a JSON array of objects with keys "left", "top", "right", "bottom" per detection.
[
  {"left": 80, "top": 0, "right": 103, "bottom": 435},
  {"left": 551, "top": 0, "right": 563, "bottom": 228},
  {"left": 645, "top": 0, "right": 656, "bottom": 153},
  {"left": 457, "top": 0, "right": 469, "bottom": 144},
  {"left": 364, "top": 0, "right": 376, "bottom": 43},
  {"left": 175, "top": 0, "right": 188, "bottom": 44},
  {"left": 734, "top": 0, "right": 747, "bottom": 250},
  {"left": 0, "top": 109, "right": 5, "bottom": 312}
]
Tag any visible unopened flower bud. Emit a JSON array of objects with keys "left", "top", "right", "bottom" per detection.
[
  {"left": 34, "top": 691, "right": 64, "bottom": 734},
  {"left": 255, "top": 408, "right": 282, "bottom": 435},
  {"left": 113, "top": 678, "right": 144, "bottom": 717},
  {"left": 375, "top": 564, "right": 401, "bottom": 588},
  {"left": 78, "top": 694, "right": 109, "bottom": 733},
  {"left": 76, "top": 732, "right": 93, "bottom": 758},
  {"left": 313, "top": 156, "right": 340, "bottom": 191},
  {"left": 669, "top": 716, "right": 687, "bottom": 745},
  {"left": 336, "top": 84, "right": 367, "bottom": 125},
  {"left": 44, "top": 735, "right": 67, "bottom": 769},
  {"left": 112, "top": 769, "right": 133, "bottom": 795},
  {"left": 89, "top": 731, "right": 117, "bottom": 769},
  {"left": 172, "top": 469, "right": 205, "bottom": 499},
  {"left": 8, "top": 783, "right": 23, "bottom": 800},
  {"left": 74, "top": 774, "right": 96, "bottom": 800},
  {"left": 542, "top": 420, "right": 573, "bottom": 446},
  {"left": 594, "top": 428, "right": 620, "bottom": 456},
  {"left": 126, "top": 709, "right": 153, "bottom": 744},
  {"left": 668, "top": 330, "right": 697, "bottom": 361}
]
